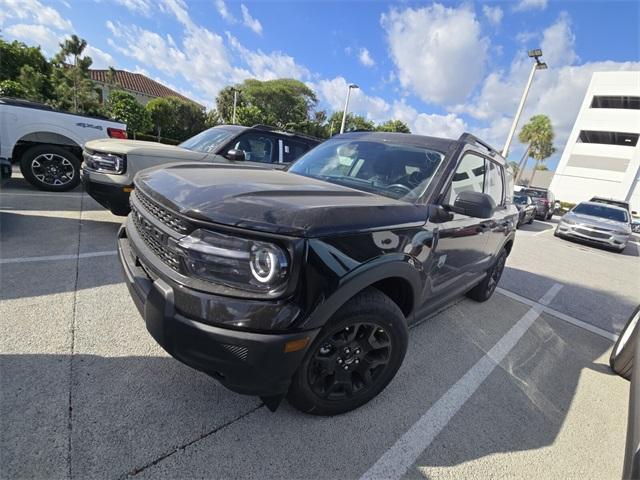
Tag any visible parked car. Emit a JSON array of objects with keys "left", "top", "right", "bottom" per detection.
[
  {"left": 519, "top": 187, "right": 555, "bottom": 220},
  {"left": 117, "top": 131, "right": 517, "bottom": 415},
  {"left": 555, "top": 201, "right": 632, "bottom": 252},
  {"left": 82, "top": 124, "right": 321, "bottom": 216},
  {"left": 513, "top": 194, "right": 536, "bottom": 227},
  {"left": 590, "top": 196, "right": 637, "bottom": 217},
  {"left": 632, "top": 217, "right": 640, "bottom": 234},
  {"left": 0, "top": 97, "right": 126, "bottom": 191},
  {"left": 609, "top": 305, "right": 639, "bottom": 479}
]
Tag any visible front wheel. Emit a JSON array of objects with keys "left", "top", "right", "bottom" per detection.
[
  {"left": 610, "top": 306, "right": 639, "bottom": 380},
  {"left": 287, "top": 288, "right": 408, "bottom": 415},
  {"left": 466, "top": 249, "right": 507, "bottom": 302},
  {"left": 20, "top": 144, "right": 81, "bottom": 192}
]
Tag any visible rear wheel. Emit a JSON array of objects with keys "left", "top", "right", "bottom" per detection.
[
  {"left": 287, "top": 288, "right": 408, "bottom": 415},
  {"left": 20, "top": 144, "right": 81, "bottom": 192},
  {"left": 610, "top": 306, "right": 639, "bottom": 380},
  {"left": 466, "top": 249, "right": 507, "bottom": 302}
]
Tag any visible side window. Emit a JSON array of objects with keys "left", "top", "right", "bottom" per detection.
[
  {"left": 231, "top": 133, "right": 275, "bottom": 163},
  {"left": 281, "top": 139, "right": 310, "bottom": 163},
  {"left": 446, "top": 152, "right": 485, "bottom": 204},
  {"left": 485, "top": 160, "right": 504, "bottom": 206}
]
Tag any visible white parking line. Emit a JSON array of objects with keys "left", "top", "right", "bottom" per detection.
[
  {"left": 496, "top": 287, "right": 617, "bottom": 341},
  {"left": 359, "top": 283, "right": 563, "bottom": 480},
  {"left": 0, "top": 250, "right": 117, "bottom": 265}
]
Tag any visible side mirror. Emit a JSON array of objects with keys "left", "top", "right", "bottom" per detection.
[
  {"left": 453, "top": 191, "right": 495, "bottom": 218},
  {"left": 226, "top": 149, "right": 245, "bottom": 161}
]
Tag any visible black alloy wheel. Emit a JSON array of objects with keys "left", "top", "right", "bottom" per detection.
[
  {"left": 466, "top": 249, "right": 507, "bottom": 302},
  {"left": 288, "top": 288, "right": 408, "bottom": 415},
  {"left": 307, "top": 322, "right": 392, "bottom": 401}
]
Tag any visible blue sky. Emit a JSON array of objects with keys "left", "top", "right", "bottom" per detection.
[{"left": 1, "top": 0, "right": 639, "bottom": 169}]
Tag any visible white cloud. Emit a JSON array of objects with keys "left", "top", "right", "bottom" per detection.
[
  {"left": 215, "top": 0, "right": 235, "bottom": 22},
  {"left": 112, "top": 0, "right": 152, "bottom": 16},
  {"left": 515, "top": 31, "right": 538, "bottom": 44},
  {"left": 4, "top": 23, "right": 66, "bottom": 56},
  {"left": 391, "top": 100, "right": 468, "bottom": 138},
  {"left": 513, "top": 0, "right": 548, "bottom": 11},
  {"left": 482, "top": 5, "right": 503, "bottom": 26},
  {"left": 240, "top": 4, "right": 262, "bottom": 35},
  {"left": 314, "top": 76, "right": 390, "bottom": 121},
  {"left": 540, "top": 12, "right": 577, "bottom": 67},
  {"left": 381, "top": 4, "right": 489, "bottom": 105},
  {"left": 0, "top": 0, "right": 72, "bottom": 30},
  {"left": 84, "top": 45, "right": 116, "bottom": 69},
  {"left": 358, "top": 48, "right": 375, "bottom": 67}
]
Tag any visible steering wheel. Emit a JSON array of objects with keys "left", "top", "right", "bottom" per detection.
[
  {"left": 386, "top": 183, "right": 412, "bottom": 196},
  {"left": 408, "top": 170, "right": 426, "bottom": 186}
]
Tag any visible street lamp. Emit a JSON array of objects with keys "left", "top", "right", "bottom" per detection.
[
  {"left": 501, "top": 49, "right": 547, "bottom": 158},
  {"left": 231, "top": 88, "right": 239, "bottom": 124},
  {"left": 340, "top": 83, "right": 359, "bottom": 134}
]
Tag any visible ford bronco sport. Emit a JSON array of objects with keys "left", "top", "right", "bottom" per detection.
[{"left": 118, "top": 131, "right": 517, "bottom": 415}]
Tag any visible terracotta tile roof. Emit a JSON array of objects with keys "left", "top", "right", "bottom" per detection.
[{"left": 89, "top": 69, "right": 201, "bottom": 106}]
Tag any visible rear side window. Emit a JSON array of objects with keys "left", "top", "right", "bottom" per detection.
[
  {"left": 485, "top": 160, "right": 504, "bottom": 206},
  {"left": 281, "top": 139, "right": 311, "bottom": 163}
]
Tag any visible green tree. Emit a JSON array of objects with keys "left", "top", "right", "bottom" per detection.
[
  {"left": 146, "top": 97, "right": 174, "bottom": 141},
  {"left": 105, "top": 90, "right": 151, "bottom": 139},
  {"left": 0, "top": 39, "right": 52, "bottom": 101},
  {"left": 376, "top": 119, "right": 411, "bottom": 133},
  {"left": 50, "top": 35, "right": 101, "bottom": 114},
  {"left": 215, "top": 79, "right": 317, "bottom": 127},
  {"left": 0, "top": 79, "right": 28, "bottom": 98},
  {"left": 516, "top": 114, "right": 555, "bottom": 186},
  {"left": 204, "top": 109, "right": 221, "bottom": 128},
  {"left": 163, "top": 97, "right": 207, "bottom": 141},
  {"left": 327, "top": 112, "right": 375, "bottom": 135}
]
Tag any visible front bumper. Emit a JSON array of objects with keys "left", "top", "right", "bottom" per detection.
[
  {"left": 556, "top": 222, "right": 630, "bottom": 249},
  {"left": 82, "top": 170, "right": 132, "bottom": 214},
  {"left": 117, "top": 223, "right": 319, "bottom": 397}
]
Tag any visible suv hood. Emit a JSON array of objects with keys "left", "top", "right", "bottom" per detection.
[
  {"left": 85, "top": 138, "right": 208, "bottom": 161},
  {"left": 136, "top": 163, "right": 427, "bottom": 237}
]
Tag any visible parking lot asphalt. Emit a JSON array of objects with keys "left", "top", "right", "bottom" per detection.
[{"left": 2, "top": 172, "right": 639, "bottom": 480}]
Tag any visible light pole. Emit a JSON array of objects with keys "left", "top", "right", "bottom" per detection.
[
  {"left": 340, "top": 83, "right": 359, "bottom": 134},
  {"left": 501, "top": 49, "right": 547, "bottom": 158},
  {"left": 231, "top": 88, "right": 239, "bottom": 124}
]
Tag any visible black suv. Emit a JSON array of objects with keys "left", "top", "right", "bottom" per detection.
[{"left": 118, "top": 131, "right": 517, "bottom": 415}]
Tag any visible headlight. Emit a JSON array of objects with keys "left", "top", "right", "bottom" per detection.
[
  {"left": 177, "top": 229, "right": 289, "bottom": 296},
  {"left": 561, "top": 217, "right": 575, "bottom": 225},
  {"left": 83, "top": 151, "right": 126, "bottom": 174}
]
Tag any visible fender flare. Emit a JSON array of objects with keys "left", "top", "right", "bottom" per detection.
[{"left": 300, "top": 254, "right": 423, "bottom": 330}]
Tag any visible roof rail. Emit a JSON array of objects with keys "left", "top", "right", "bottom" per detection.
[
  {"left": 250, "top": 124, "right": 321, "bottom": 142},
  {"left": 458, "top": 132, "right": 500, "bottom": 157}
]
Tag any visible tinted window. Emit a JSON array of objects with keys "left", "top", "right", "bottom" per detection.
[
  {"left": 578, "top": 130, "right": 639, "bottom": 147},
  {"left": 282, "top": 139, "right": 311, "bottom": 163},
  {"left": 231, "top": 133, "right": 275, "bottom": 163},
  {"left": 591, "top": 96, "right": 640, "bottom": 110},
  {"left": 486, "top": 160, "right": 504, "bottom": 205},
  {"left": 289, "top": 139, "right": 445, "bottom": 202},
  {"left": 572, "top": 203, "right": 629, "bottom": 223},
  {"left": 521, "top": 188, "right": 546, "bottom": 199},
  {"left": 450, "top": 153, "right": 485, "bottom": 202},
  {"left": 179, "top": 127, "right": 236, "bottom": 153},
  {"left": 513, "top": 195, "right": 529, "bottom": 205}
]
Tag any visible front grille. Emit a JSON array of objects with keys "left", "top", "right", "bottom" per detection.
[
  {"left": 131, "top": 208, "right": 180, "bottom": 270},
  {"left": 133, "top": 189, "right": 190, "bottom": 234},
  {"left": 575, "top": 228, "right": 610, "bottom": 239}
]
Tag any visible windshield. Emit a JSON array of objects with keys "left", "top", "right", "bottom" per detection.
[
  {"left": 288, "top": 139, "right": 445, "bottom": 202},
  {"left": 179, "top": 127, "right": 236, "bottom": 153},
  {"left": 513, "top": 195, "right": 529, "bottom": 205},
  {"left": 521, "top": 189, "right": 545, "bottom": 198},
  {"left": 572, "top": 203, "right": 629, "bottom": 223}
]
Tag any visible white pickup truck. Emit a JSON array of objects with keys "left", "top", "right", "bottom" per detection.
[{"left": 0, "top": 97, "right": 126, "bottom": 191}]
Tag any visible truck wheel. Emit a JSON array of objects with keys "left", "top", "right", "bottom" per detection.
[
  {"left": 20, "top": 145, "right": 81, "bottom": 192},
  {"left": 287, "top": 288, "right": 408, "bottom": 415},
  {"left": 466, "top": 249, "right": 507, "bottom": 302},
  {"left": 610, "top": 305, "right": 639, "bottom": 380}
]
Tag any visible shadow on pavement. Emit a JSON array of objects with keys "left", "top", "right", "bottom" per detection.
[{"left": 517, "top": 220, "right": 553, "bottom": 233}]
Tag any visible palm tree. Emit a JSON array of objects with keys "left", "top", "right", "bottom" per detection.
[
  {"left": 59, "top": 35, "right": 87, "bottom": 112},
  {"left": 516, "top": 114, "right": 556, "bottom": 187}
]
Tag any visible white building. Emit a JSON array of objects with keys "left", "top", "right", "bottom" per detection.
[{"left": 549, "top": 71, "right": 640, "bottom": 213}]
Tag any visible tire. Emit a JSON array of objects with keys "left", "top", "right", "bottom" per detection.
[
  {"left": 546, "top": 211, "right": 553, "bottom": 221},
  {"left": 527, "top": 215, "right": 534, "bottom": 224},
  {"left": 287, "top": 288, "right": 408, "bottom": 415},
  {"left": 20, "top": 144, "right": 81, "bottom": 192},
  {"left": 110, "top": 205, "right": 131, "bottom": 216},
  {"left": 466, "top": 249, "right": 507, "bottom": 302},
  {"left": 610, "top": 306, "right": 639, "bottom": 380}
]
